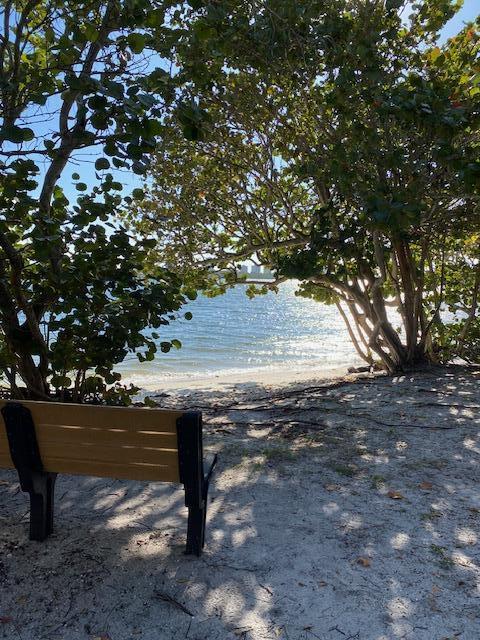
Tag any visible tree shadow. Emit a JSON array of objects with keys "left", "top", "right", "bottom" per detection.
[{"left": 0, "top": 365, "right": 479, "bottom": 640}]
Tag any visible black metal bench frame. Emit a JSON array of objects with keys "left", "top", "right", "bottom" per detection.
[{"left": 1, "top": 404, "right": 217, "bottom": 556}]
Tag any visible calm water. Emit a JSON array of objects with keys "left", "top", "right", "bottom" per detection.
[{"left": 117, "top": 281, "right": 362, "bottom": 388}]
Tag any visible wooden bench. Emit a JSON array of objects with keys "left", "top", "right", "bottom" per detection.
[{"left": 0, "top": 400, "right": 217, "bottom": 556}]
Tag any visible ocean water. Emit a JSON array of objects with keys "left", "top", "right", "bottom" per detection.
[{"left": 117, "top": 281, "right": 362, "bottom": 388}]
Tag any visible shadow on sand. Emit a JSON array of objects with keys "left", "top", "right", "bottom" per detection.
[{"left": 0, "top": 365, "right": 479, "bottom": 640}]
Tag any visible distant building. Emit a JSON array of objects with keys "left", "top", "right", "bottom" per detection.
[{"left": 222, "top": 264, "right": 275, "bottom": 282}]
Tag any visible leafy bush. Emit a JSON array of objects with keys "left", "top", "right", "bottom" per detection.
[{"left": 0, "top": 1, "right": 189, "bottom": 401}]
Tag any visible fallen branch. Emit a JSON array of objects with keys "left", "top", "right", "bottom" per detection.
[{"left": 154, "top": 591, "right": 194, "bottom": 617}]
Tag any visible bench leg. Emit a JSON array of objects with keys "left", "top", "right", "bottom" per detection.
[
  {"left": 177, "top": 413, "right": 218, "bottom": 557},
  {"left": 185, "top": 455, "right": 218, "bottom": 556},
  {"left": 1, "top": 403, "right": 58, "bottom": 542},
  {"left": 28, "top": 472, "right": 57, "bottom": 541},
  {"left": 186, "top": 505, "right": 205, "bottom": 557}
]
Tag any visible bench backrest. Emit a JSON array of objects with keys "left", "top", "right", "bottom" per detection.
[{"left": 0, "top": 400, "right": 186, "bottom": 482}]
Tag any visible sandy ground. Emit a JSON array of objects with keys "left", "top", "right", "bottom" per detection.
[
  {"left": 133, "top": 364, "right": 352, "bottom": 393},
  {"left": 0, "top": 365, "right": 479, "bottom": 640}
]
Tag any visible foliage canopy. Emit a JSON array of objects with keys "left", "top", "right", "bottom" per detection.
[
  {"left": 0, "top": 0, "right": 191, "bottom": 402},
  {"left": 141, "top": 0, "right": 480, "bottom": 372}
]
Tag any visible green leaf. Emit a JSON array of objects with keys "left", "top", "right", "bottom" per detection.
[
  {"left": 104, "top": 140, "right": 118, "bottom": 156},
  {"left": 89, "top": 95, "right": 108, "bottom": 110},
  {"left": 385, "top": 0, "right": 403, "bottom": 9},
  {"left": 428, "top": 47, "right": 442, "bottom": 63},
  {"left": 182, "top": 123, "right": 202, "bottom": 141},
  {"left": 144, "top": 396, "right": 160, "bottom": 407},
  {"left": 144, "top": 119, "right": 163, "bottom": 137},
  {"left": 95, "top": 158, "right": 110, "bottom": 170},
  {"left": 84, "top": 22, "right": 99, "bottom": 42},
  {"left": 0, "top": 125, "right": 34, "bottom": 143},
  {"left": 105, "top": 81, "right": 124, "bottom": 100},
  {"left": 127, "top": 33, "right": 147, "bottom": 54},
  {"left": 145, "top": 9, "right": 165, "bottom": 28},
  {"left": 184, "top": 312, "right": 193, "bottom": 320},
  {"left": 132, "top": 161, "right": 147, "bottom": 175},
  {"left": 51, "top": 374, "right": 72, "bottom": 388}
]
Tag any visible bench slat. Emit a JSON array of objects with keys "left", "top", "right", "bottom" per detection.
[
  {"left": 0, "top": 447, "right": 179, "bottom": 481},
  {"left": 0, "top": 400, "right": 183, "bottom": 482},
  {"left": 44, "top": 458, "right": 180, "bottom": 482},
  {"left": 0, "top": 401, "right": 181, "bottom": 433},
  {"left": 0, "top": 425, "right": 178, "bottom": 450},
  {"left": 35, "top": 441, "right": 179, "bottom": 467}
]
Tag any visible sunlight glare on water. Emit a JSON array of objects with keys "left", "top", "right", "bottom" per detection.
[{"left": 118, "top": 280, "right": 362, "bottom": 387}]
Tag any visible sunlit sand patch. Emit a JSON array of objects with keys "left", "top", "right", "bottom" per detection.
[
  {"left": 431, "top": 498, "right": 453, "bottom": 512},
  {"left": 452, "top": 550, "right": 479, "bottom": 571},
  {"left": 323, "top": 501, "right": 340, "bottom": 515},
  {"left": 95, "top": 486, "right": 160, "bottom": 514},
  {"left": 463, "top": 437, "right": 480, "bottom": 454},
  {"left": 390, "top": 532, "right": 410, "bottom": 550},
  {"left": 185, "top": 581, "right": 208, "bottom": 600},
  {"left": 340, "top": 512, "right": 363, "bottom": 531},
  {"left": 204, "top": 582, "right": 246, "bottom": 619},
  {"left": 390, "top": 621, "right": 414, "bottom": 638},
  {"left": 388, "top": 596, "right": 414, "bottom": 619},
  {"left": 93, "top": 489, "right": 130, "bottom": 511},
  {"left": 203, "top": 579, "right": 274, "bottom": 638},
  {"left": 232, "top": 526, "right": 257, "bottom": 548},
  {"left": 223, "top": 505, "right": 253, "bottom": 526},
  {"left": 119, "top": 532, "right": 169, "bottom": 557},
  {"left": 443, "top": 482, "right": 457, "bottom": 494},
  {"left": 247, "top": 427, "right": 273, "bottom": 439},
  {"left": 456, "top": 527, "right": 478, "bottom": 546},
  {"left": 215, "top": 466, "right": 259, "bottom": 489}
]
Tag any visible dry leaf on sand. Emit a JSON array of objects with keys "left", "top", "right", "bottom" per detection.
[
  {"left": 357, "top": 557, "right": 371, "bottom": 567},
  {"left": 419, "top": 481, "right": 433, "bottom": 490},
  {"left": 387, "top": 490, "right": 404, "bottom": 499}
]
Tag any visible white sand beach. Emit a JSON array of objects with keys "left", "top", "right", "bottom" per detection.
[
  {"left": 139, "top": 364, "right": 354, "bottom": 394},
  {"left": 1, "top": 365, "right": 479, "bottom": 639}
]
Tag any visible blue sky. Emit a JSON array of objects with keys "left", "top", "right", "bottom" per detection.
[{"left": 441, "top": 0, "right": 478, "bottom": 40}]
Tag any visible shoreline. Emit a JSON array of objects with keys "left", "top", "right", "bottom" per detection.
[{"left": 135, "top": 364, "right": 356, "bottom": 395}]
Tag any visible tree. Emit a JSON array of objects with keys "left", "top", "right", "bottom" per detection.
[
  {"left": 0, "top": 0, "right": 191, "bottom": 402},
  {"left": 139, "top": 0, "right": 480, "bottom": 372}
]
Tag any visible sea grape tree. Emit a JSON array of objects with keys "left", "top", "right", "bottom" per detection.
[
  {"left": 0, "top": 0, "right": 190, "bottom": 401},
  {"left": 140, "top": 0, "right": 480, "bottom": 372}
]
